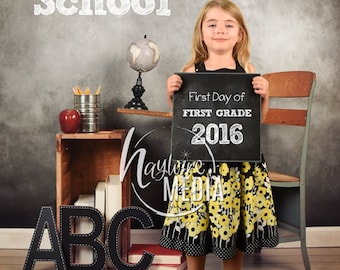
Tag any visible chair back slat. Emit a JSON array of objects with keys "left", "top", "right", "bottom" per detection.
[
  {"left": 263, "top": 71, "right": 316, "bottom": 126},
  {"left": 263, "top": 71, "right": 316, "bottom": 97},
  {"left": 263, "top": 108, "right": 307, "bottom": 126}
]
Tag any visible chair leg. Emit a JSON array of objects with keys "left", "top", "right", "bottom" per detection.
[{"left": 301, "top": 238, "right": 311, "bottom": 270}]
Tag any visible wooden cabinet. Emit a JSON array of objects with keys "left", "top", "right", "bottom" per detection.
[{"left": 55, "top": 129, "right": 130, "bottom": 260}]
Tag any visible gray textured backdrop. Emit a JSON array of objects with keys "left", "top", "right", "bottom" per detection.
[{"left": 0, "top": 0, "right": 339, "bottom": 228}]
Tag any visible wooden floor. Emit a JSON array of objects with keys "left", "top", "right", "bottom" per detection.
[{"left": 1, "top": 247, "right": 339, "bottom": 269}]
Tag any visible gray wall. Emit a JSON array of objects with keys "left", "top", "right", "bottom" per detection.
[{"left": 0, "top": 0, "right": 339, "bottom": 228}]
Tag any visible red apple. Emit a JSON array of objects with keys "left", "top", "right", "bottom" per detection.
[{"left": 59, "top": 109, "right": 81, "bottom": 133}]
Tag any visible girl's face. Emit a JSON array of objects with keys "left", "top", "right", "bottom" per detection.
[{"left": 202, "top": 6, "right": 242, "bottom": 55}]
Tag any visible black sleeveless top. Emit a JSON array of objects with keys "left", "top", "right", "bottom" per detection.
[{"left": 194, "top": 61, "right": 246, "bottom": 73}]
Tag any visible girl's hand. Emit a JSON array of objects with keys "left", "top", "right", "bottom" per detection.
[
  {"left": 167, "top": 74, "right": 183, "bottom": 106},
  {"left": 252, "top": 76, "right": 270, "bottom": 121},
  {"left": 252, "top": 76, "right": 269, "bottom": 100}
]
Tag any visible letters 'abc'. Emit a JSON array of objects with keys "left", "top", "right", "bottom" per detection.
[{"left": 24, "top": 206, "right": 155, "bottom": 270}]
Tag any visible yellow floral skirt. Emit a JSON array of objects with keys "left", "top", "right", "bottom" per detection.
[{"left": 160, "top": 159, "right": 279, "bottom": 259}]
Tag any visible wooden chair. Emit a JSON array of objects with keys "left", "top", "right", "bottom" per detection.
[{"left": 262, "top": 71, "right": 316, "bottom": 270}]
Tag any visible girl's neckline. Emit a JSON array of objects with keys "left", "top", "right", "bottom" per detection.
[
  {"left": 207, "top": 67, "right": 236, "bottom": 72},
  {"left": 195, "top": 62, "right": 245, "bottom": 73}
]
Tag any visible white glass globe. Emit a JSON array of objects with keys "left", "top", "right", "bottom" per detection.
[{"left": 127, "top": 38, "right": 160, "bottom": 72}]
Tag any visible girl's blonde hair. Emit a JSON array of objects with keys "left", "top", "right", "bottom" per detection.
[{"left": 182, "top": 0, "right": 251, "bottom": 72}]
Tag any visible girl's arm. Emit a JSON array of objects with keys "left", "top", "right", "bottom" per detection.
[
  {"left": 166, "top": 74, "right": 182, "bottom": 108},
  {"left": 166, "top": 66, "right": 194, "bottom": 108},
  {"left": 248, "top": 64, "right": 269, "bottom": 121}
]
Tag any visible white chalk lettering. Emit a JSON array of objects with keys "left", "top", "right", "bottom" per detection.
[
  {"left": 191, "top": 123, "right": 243, "bottom": 145},
  {"left": 182, "top": 109, "right": 213, "bottom": 118},
  {"left": 34, "top": 0, "right": 55, "bottom": 15},
  {"left": 79, "top": 0, "right": 98, "bottom": 15},
  {"left": 56, "top": 0, "right": 78, "bottom": 16},
  {"left": 212, "top": 92, "right": 232, "bottom": 105},
  {"left": 33, "top": 0, "right": 171, "bottom": 16},
  {"left": 215, "top": 109, "right": 252, "bottom": 118},
  {"left": 131, "top": 0, "right": 155, "bottom": 15},
  {"left": 107, "top": 0, "right": 130, "bottom": 15},
  {"left": 188, "top": 91, "right": 211, "bottom": 102},
  {"left": 156, "top": 0, "right": 170, "bottom": 15},
  {"left": 233, "top": 91, "right": 246, "bottom": 102}
]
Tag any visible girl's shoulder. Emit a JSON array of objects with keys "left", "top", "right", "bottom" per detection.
[
  {"left": 183, "top": 65, "right": 195, "bottom": 72},
  {"left": 247, "top": 63, "right": 256, "bottom": 73}
]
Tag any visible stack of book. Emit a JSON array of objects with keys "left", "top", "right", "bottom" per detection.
[{"left": 128, "top": 244, "right": 187, "bottom": 270}]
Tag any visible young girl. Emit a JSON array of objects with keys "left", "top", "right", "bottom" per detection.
[{"left": 159, "top": 1, "right": 279, "bottom": 269}]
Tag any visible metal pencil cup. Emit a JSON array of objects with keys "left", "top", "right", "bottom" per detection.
[{"left": 74, "top": 94, "right": 100, "bottom": 133}]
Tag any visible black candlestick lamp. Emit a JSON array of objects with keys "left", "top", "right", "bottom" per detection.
[
  {"left": 124, "top": 72, "right": 148, "bottom": 110},
  {"left": 124, "top": 35, "right": 160, "bottom": 110}
]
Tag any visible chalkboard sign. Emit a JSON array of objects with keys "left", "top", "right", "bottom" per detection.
[{"left": 171, "top": 73, "right": 261, "bottom": 162}]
